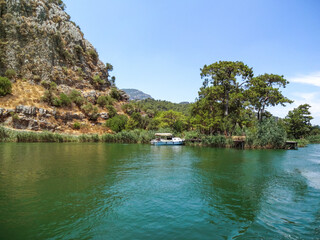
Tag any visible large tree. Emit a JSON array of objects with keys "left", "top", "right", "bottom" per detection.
[
  {"left": 246, "top": 74, "right": 293, "bottom": 121},
  {"left": 192, "top": 61, "right": 253, "bottom": 134},
  {"left": 284, "top": 104, "right": 313, "bottom": 139},
  {"left": 200, "top": 61, "right": 253, "bottom": 117}
]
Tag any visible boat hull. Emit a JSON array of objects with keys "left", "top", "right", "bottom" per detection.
[{"left": 150, "top": 140, "right": 184, "bottom": 146}]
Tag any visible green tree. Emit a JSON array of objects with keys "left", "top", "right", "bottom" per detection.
[
  {"left": 284, "top": 104, "right": 313, "bottom": 139},
  {"left": 106, "top": 115, "right": 128, "bottom": 133},
  {"left": 0, "top": 77, "right": 12, "bottom": 96},
  {"left": 246, "top": 74, "right": 293, "bottom": 121},
  {"left": 154, "top": 110, "right": 187, "bottom": 132},
  {"left": 200, "top": 61, "right": 253, "bottom": 117},
  {"left": 192, "top": 61, "right": 253, "bottom": 134}
]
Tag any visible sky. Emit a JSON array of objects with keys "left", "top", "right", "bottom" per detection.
[{"left": 64, "top": 0, "right": 320, "bottom": 125}]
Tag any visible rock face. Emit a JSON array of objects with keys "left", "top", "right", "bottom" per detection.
[
  {"left": 0, "top": 0, "right": 127, "bottom": 133},
  {"left": 0, "top": 0, "right": 110, "bottom": 88},
  {"left": 0, "top": 105, "right": 110, "bottom": 131}
]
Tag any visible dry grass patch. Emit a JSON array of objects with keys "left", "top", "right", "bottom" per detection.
[{"left": 0, "top": 80, "right": 47, "bottom": 108}]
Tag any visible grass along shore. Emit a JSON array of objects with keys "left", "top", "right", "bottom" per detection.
[{"left": 1, "top": 126, "right": 320, "bottom": 148}]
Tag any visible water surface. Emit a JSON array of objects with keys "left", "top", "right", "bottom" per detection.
[{"left": 0, "top": 143, "right": 319, "bottom": 239}]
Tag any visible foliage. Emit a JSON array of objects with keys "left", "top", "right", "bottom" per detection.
[
  {"left": 73, "top": 122, "right": 81, "bottom": 130},
  {"left": 110, "top": 87, "right": 122, "bottom": 100},
  {"left": 105, "top": 115, "right": 128, "bottom": 133},
  {"left": 246, "top": 73, "right": 292, "bottom": 121},
  {"left": 200, "top": 61, "right": 253, "bottom": 117},
  {"left": 202, "top": 135, "right": 227, "bottom": 147},
  {"left": 132, "top": 98, "right": 191, "bottom": 117},
  {"left": 69, "top": 90, "right": 84, "bottom": 106},
  {"left": 247, "top": 118, "right": 287, "bottom": 148},
  {"left": 107, "top": 105, "right": 117, "bottom": 118},
  {"left": 93, "top": 75, "right": 104, "bottom": 85},
  {"left": 0, "top": 76, "right": 12, "bottom": 96},
  {"left": 97, "top": 95, "right": 114, "bottom": 107},
  {"left": 191, "top": 61, "right": 253, "bottom": 134},
  {"left": 307, "top": 135, "right": 320, "bottom": 143},
  {"left": 5, "top": 69, "right": 16, "bottom": 79},
  {"left": 88, "top": 49, "right": 98, "bottom": 62},
  {"left": 59, "top": 93, "right": 72, "bottom": 107},
  {"left": 284, "top": 104, "right": 313, "bottom": 139},
  {"left": 78, "top": 134, "right": 99, "bottom": 142},
  {"left": 106, "top": 63, "right": 113, "bottom": 72},
  {"left": 52, "top": 97, "right": 62, "bottom": 107},
  {"left": 81, "top": 103, "right": 99, "bottom": 120},
  {"left": 125, "top": 112, "right": 149, "bottom": 130},
  {"left": 310, "top": 125, "right": 320, "bottom": 136},
  {"left": 122, "top": 103, "right": 137, "bottom": 115},
  {"left": 154, "top": 110, "right": 187, "bottom": 132}
]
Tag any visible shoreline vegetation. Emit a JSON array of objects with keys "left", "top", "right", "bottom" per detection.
[{"left": 1, "top": 126, "right": 319, "bottom": 149}]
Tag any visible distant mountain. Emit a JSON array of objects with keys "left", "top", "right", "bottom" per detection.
[{"left": 121, "top": 89, "right": 153, "bottom": 101}]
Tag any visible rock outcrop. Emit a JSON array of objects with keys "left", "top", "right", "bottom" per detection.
[
  {"left": 0, "top": 0, "right": 110, "bottom": 89},
  {"left": 0, "top": 0, "right": 128, "bottom": 133}
]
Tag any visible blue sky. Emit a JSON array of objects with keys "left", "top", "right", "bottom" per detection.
[{"left": 64, "top": 0, "right": 320, "bottom": 125}]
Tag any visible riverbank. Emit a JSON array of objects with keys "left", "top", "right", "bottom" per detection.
[{"left": 1, "top": 126, "right": 319, "bottom": 148}]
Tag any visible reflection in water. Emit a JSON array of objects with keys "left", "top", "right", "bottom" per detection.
[{"left": 0, "top": 143, "right": 319, "bottom": 239}]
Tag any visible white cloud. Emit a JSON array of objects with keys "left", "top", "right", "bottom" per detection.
[
  {"left": 268, "top": 91, "right": 320, "bottom": 125},
  {"left": 290, "top": 72, "right": 320, "bottom": 87}
]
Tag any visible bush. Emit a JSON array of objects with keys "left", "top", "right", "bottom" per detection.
[
  {"left": 40, "top": 80, "right": 51, "bottom": 89},
  {"left": 202, "top": 135, "right": 226, "bottom": 147},
  {"left": 79, "top": 134, "right": 99, "bottom": 142},
  {"left": 296, "top": 138, "right": 309, "bottom": 147},
  {"left": 105, "top": 115, "right": 128, "bottom": 132},
  {"left": 5, "top": 69, "right": 16, "bottom": 79},
  {"left": 88, "top": 49, "right": 98, "bottom": 61},
  {"left": 81, "top": 102, "right": 99, "bottom": 120},
  {"left": 60, "top": 93, "right": 72, "bottom": 107},
  {"left": 247, "top": 118, "right": 286, "bottom": 148},
  {"left": 69, "top": 90, "right": 84, "bottom": 106},
  {"left": 73, "top": 122, "right": 81, "bottom": 130},
  {"left": 0, "top": 77, "right": 12, "bottom": 96},
  {"left": 110, "top": 87, "right": 122, "bottom": 100},
  {"left": 93, "top": 75, "right": 104, "bottom": 85},
  {"left": 0, "top": 126, "right": 15, "bottom": 142},
  {"left": 307, "top": 135, "right": 320, "bottom": 143},
  {"left": 107, "top": 105, "right": 117, "bottom": 118},
  {"left": 97, "top": 95, "right": 114, "bottom": 107},
  {"left": 52, "top": 97, "right": 62, "bottom": 107}
]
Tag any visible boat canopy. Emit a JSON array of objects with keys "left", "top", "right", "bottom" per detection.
[{"left": 155, "top": 133, "right": 172, "bottom": 137}]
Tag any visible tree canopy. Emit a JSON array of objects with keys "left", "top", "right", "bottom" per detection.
[
  {"left": 284, "top": 104, "right": 313, "bottom": 139},
  {"left": 191, "top": 61, "right": 293, "bottom": 135},
  {"left": 246, "top": 74, "right": 292, "bottom": 121}
]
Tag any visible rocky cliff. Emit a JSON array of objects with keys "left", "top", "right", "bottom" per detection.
[{"left": 0, "top": 0, "right": 128, "bottom": 134}]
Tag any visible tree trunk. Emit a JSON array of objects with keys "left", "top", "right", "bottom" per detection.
[{"left": 225, "top": 90, "right": 229, "bottom": 116}]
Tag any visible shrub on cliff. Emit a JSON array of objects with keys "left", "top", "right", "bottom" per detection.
[
  {"left": 5, "top": 69, "right": 16, "bottom": 79},
  {"left": 0, "top": 77, "right": 12, "bottom": 96},
  {"left": 69, "top": 90, "right": 84, "bottom": 107},
  {"left": 59, "top": 93, "right": 72, "bottom": 107},
  {"left": 81, "top": 102, "right": 99, "bottom": 120},
  {"left": 97, "top": 95, "right": 114, "bottom": 107}
]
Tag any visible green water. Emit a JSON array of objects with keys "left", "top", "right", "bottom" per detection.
[{"left": 0, "top": 143, "right": 319, "bottom": 239}]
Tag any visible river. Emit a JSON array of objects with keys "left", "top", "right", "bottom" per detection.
[{"left": 0, "top": 143, "right": 319, "bottom": 239}]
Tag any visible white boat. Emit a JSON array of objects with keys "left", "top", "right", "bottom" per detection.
[{"left": 150, "top": 133, "right": 185, "bottom": 145}]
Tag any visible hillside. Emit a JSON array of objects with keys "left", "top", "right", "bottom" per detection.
[
  {"left": 131, "top": 98, "right": 192, "bottom": 117},
  {"left": 121, "top": 88, "right": 153, "bottom": 101},
  {"left": 0, "top": 0, "right": 128, "bottom": 134}
]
